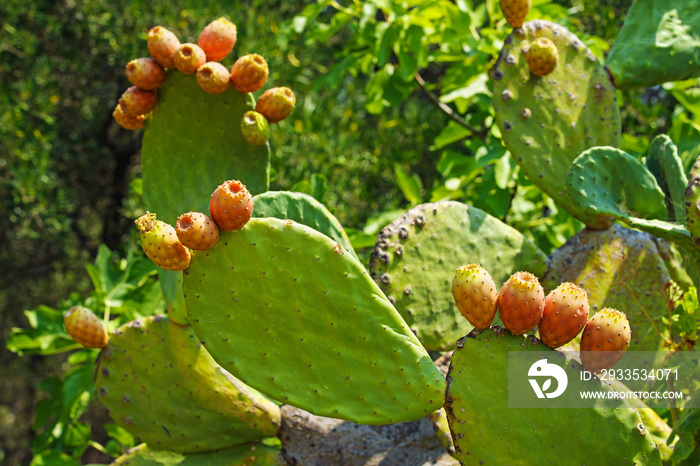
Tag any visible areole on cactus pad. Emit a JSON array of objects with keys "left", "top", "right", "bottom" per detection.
[{"left": 183, "top": 217, "right": 445, "bottom": 424}]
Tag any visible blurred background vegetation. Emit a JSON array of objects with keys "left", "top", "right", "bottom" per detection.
[{"left": 2, "top": 0, "right": 698, "bottom": 464}]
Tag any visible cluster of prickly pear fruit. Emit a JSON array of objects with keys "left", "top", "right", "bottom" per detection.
[
  {"left": 136, "top": 179, "right": 253, "bottom": 271},
  {"left": 451, "top": 264, "right": 631, "bottom": 372},
  {"left": 113, "top": 18, "right": 296, "bottom": 148}
]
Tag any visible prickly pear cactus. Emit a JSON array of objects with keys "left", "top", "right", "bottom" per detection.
[
  {"left": 95, "top": 315, "right": 281, "bottom": 453},
  {"left": 542, "top": 223, "right": 671, "bottom": 351},
  {"left": 445, "top": 327, "right": 662, "bottom": 465},
  {"left": 111, "top": 442, "right": 283, "bottom": 465},
  {"left": 369, "top": 201, "right": 547, "bottom": 351},
  {"left": 646, "top": 135, "right": 688, "bottom": 223},
  {"left": 252, "top": 191, "right": 357, "bottom": 260},
  {"left": 183, "top": 217, "right": 445, "bottom": 425},
  {"left": 141, "top": 71, "right": 270, "bottom": 224},
  {"left": 605, "top": 0, "right": 700, "bottom": 90},
  {"left": 566, "top": 146, "right": 667, "bottom": 221},
  {"left": 493, "top": 20, "right": 621, "bottom": 228}
]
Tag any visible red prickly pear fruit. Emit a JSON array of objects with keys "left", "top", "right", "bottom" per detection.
[
  {"left": 135, "top": 212, "right": 191, "bottom": 271},
  {"left": 580, "top": 308, "right": 631, "bottom": 374},
  {"left": 147, "top": 26, "right": 181, "bottom": 69},
  {"left": 172, "top": 43, "right": 207, "bottom": 75},
  {"left": 64, "top": 306, "right": 109, "bottom": 349},
  {"left": 196, "top": 62, "right": 231, "bottom": 94},
  {"left": 538, "top": 282, "right": 589, "bottom": 348},
  {"left": 230, "top": 54, "right": 269, "bottom": 93},
  {"left": 497, "top": 271, "right": 545, "bottom": 335},
  {"left": 499, "top": 0, "right": 530, "bottom": 28},
  {"left": 126, "top": 57, "right": 166, "bottom": 90},
  {"left": 209, "top": 180, "right": 254, "bottom": 231},
  {"left": 241, "top": 110, "right": 270, "bottom": 146},
  {"left": 255, "top": 86, "right": 295, "bottom": 124},
  {"left": 112, "top": 105, "right": 145, "bottom": 130},
  {"left": 119, "top": 86, "right": 157, "bottom": 117},
  {"left": 452, "top": 264, "right": 498, "bottom": 329},
  {"left": 176, "top": 212, "right": 220, "bottom": 250},
  {"left": 526, "top": 37, "right": 559, "bottom": 77},
  {"left": 198, "top": 17, "right": 237, "bottom": 62}
]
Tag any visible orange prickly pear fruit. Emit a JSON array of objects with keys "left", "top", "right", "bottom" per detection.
[
  {"left": 119, "top": 86, "right": 157, "bottom": 117},
  {"left": 198, "top": 17, "right": 237, "bottom": 62},
  {"left": 526, "top": 37, "right": 559, "bottom": 77},
  {"left": 538, "top": 282, "right": 589, "bottom": 348},
  {"left": 147, "top": 26, "right": 181, "bottom": 69},
  {"left": 126, "top": 58, "right": 166, "bottom": 90},
  {"left": 499, "top": 0, "right": 530, "bottom": 28},
  {"left": 255, "top": 87, "right": 295, "bottom": 124},
  {"left": 176, "top": 212, "right": 220, "bottom": 250},
  {"left": 196, "top": 62, "right": 231, "bottom": 94},
  {"left": 230, "top": 54, "right": 269, "bottom": 93},
  {"left": 209, "top": 180, "right": 254, "bottom": 231},
  {"left": 64, "top": 306, "right": 108, "bottom": 349},
  {"left": 172, "top": 43, "right": 207, "bottom": 75},
  {"left": 452, "top": 264, "right": 498, "bottom": 329},
  {"left": 112, "top": 105, "right": 145, "bottom": 130},
  {"left": 497, "top": 271, "right": 545, "bottom": 335},
  {"left": 135, "top": 212, "right": 191, "bottom": 271},
  {"left": 580, "top": 308, "right": 631, "bottom": 374}
]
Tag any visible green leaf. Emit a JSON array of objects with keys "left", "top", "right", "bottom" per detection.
[
  {"left": 394, "top": 164, "right": 423, "bottom": 205},
  {"left": 7, "top": 306, "right": 78, "bottom": 356},
  {"left": 30, "top": 451, "right": 80, "bottom": 466},
  {"left": 430, "top": 122, "right": 473, "bottom": 150},
  {"left": 105, "top": 423, "right": 135, "bottom": 449},
  {"left": 440, "top": 73, "right": 489, "bottom": 103},
  {"left": 310, "top": 173, "right": 328, "bottom": 202}
]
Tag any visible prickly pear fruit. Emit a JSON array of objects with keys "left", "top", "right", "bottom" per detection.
[
  {"left": 175, "top": 212, "right": 219, "bottom": 250},
  {"left": 63, "top": 306, "right": 108, "bottom": 349},
  {"left": 209, "top": 180, "right": 254, "bottom": 231},
  {"left": 580, "top": 308, "right": 631, "bottom": 373},
  {"left": 118, "top": 86, "right": 157, "bottom": 117},
  {"left": 255, "top": 86, "right": 295, "bottom": 124},
  {"left": 195, "top": 61, "right": 231, "bottom": 94},
  {"left": 135, "top": 212, "right": 191, "bottom": 271},
  {"left": 538, "top": 282, "right": 589, "bottom": 348},
  {"left": 198, "top": 17, "right": 237, "bottom": 62},
  {"left": 172, "top": 43, "right": 207, "bottom": 76},
  {"left": 112, "top": 105, "right": 145, "bottom": 131},
  {"left": 497, "top": 271, "right": 545, "bottom": 335},
  {"left": 452, "top": 264, "right": 498, "bottom": 329},
  {"left": 230, "top": 54, "right": 269, "bottom": 93},
  {"left": 526, "top": 37, "right": 559, "bottom": 77},
  {"left": 499, "top": 0, "right": 530, "bottom": 28},
  {"left": 147, "top": 26, "right": 181, "bottom": 69},
  {"left": 126, "top": 58, "right": 166, "bottom": 90},
  {"left": 241, "top": 110, "right": 270, "bottom": 146}
]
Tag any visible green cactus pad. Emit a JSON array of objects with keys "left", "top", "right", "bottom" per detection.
[
  {"left": 95, "top": 315, "right": 281, "bottom": 453},
  {"left": 493, "top": 20, "right": 621, "bottom": 228},
  {"left": 605, "top": 0, "right": 700, "bottom": 90},
  {"left": 566, "top": 146, "right": 667, "bottom": 221},
  {"left": 445, "top": 327, "right": 662, "bottom": 465},
  {"left": 252, "top": 191, "right": 357, "bottom": 260},
  {"left": 369, "top": 201, "right": 548, "bottom": 351},
  {"left": 142, "top": 71, "right": 270, "bottom": 225},
  {"left": 543, "top": 223, "right": 672, "bottom": 351},
  {"left": 111, "top": 442, "right": 283, "bottom": 465},
  {"left": 183, "top": 217, "right": 445, "bottom": 425},
  {"left": 646, "top": 135, "right": 688, "bottom": 223}
]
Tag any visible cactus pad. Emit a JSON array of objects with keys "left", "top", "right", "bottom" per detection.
[
  {"left": 183, "top": 217, "right": 445, "bottom": 425},
  {"left": 493, "top": 20, "right": 621, "bottom": 228},
  {"left": 252, "top": 191, "right": 357, "bottom": 260},
  {"left": 141, "top": 71, "right": 270, "bottom": 225},
  {"left": 369, "top": 201, "right": 547, "bottom": 351},
  {"left": 605, "top": 0, "right": 700, "bottom": 90},
  {"left": 543, "top": 223, "right": 672, "bottom": 351},
  {"left": 95, "top": 315, "right": 281, "bottom": 453},
  {"left": 445, "top": 327, "right": 662, "bottom": 465},
  {"left": 566, "top": 146, "right": 667, "bottom": 221},
  {"left": 646, "top": 135, "right": 688, "bottom": 223},
  {"left": 111, "top": 443, "right": 283, "bottom": 465}
]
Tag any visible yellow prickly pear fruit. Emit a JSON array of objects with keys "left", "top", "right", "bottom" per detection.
[
  {"left": 499, "top": 0, "right": 530, "bottom": 28},
  {"left": 64, "top": 306, "right": 108, "bottom": 349},
  {"left": 526, "top": 37, "right": 559, "bottom": 77},
  {"left": 135, "top": 212, "right": 191, "bottom": 271},
  {"left": 452, "top": 264, "right": 498, "bottom": 329}
]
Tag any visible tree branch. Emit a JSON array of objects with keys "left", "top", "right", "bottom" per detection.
[{"left": 414, "top": 72, "right": 488, "bottom": 142}]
